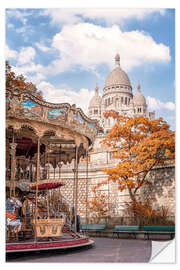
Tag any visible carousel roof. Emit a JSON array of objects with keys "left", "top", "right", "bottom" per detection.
[{"left": 6, "top": 87, "right": 100, "bottom": 151}]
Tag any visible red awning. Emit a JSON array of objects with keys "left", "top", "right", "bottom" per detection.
[{"left": 30, "top": 182, "right": 64, "bottom": 190}]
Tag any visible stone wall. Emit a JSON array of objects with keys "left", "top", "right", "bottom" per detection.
[
  {"left": 141, "top": 164, "right": 175, "bottom": 217},
  {"left": 53, "top": 162, "right": 175, "bottom": 224}
]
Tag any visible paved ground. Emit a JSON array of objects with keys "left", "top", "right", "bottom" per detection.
[{"left": 6, "top": 237, "right": 152, "bottom": 263}]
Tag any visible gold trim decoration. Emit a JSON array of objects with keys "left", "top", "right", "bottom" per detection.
[{"left": 31, "top": 218, "right": 65, "bottom": 237}]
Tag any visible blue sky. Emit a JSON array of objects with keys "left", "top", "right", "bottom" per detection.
[{"left": 5, "top": 8, "right": 175, "bottom": 130}]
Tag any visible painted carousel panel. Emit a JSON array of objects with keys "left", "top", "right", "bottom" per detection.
[
  {"left": 48, "top": 108, "right": 67, "bottom": 120},
  {"left": 21, "top": 99, "right": 43, "bottom": 118}
]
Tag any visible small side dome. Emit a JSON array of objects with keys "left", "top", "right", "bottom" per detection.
[
  {"left": 133, "top": 82, "right": 146, "bottom": 106},
  {"left": 89, "top": 84, "right": 102, "bottom": 107}
]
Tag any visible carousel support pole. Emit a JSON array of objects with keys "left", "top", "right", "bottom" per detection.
[
  {"left": 44, "top": 146, "right": 46, "bottom": 179},
  {"left": 31, "top": 162, "right": 33, "bottom": 182},
  {"left": 47, "top": 187, "right": 50, "bottom": 218},
  {"left": 72, "top": 158, "right": 76, "bottom": 208},
  {"left": 58, "top": 145, "right": 62, "bottom": 179},
  {"left": 9, "top": 131, "right": 17, "bottom": 197},
  {"left": 29, "top": 157, "right": 31, "bottom": 182},
  {"left": 72, "top": 157, "right": 75, "bottom": 230},
  {"left": 74, "top": 146, "right": 79, "bottom": 234},
  {"left": 85, "top": 150, "right": 89, "bottom": 231},
  {"left": 58, "top": 158, "right": 62, "bottom": 216},
  {"left": 34, "top": 136, "right": 40, "bottom": 242},
  {"left": 53, "top": 158, "right": 56, "bottom": 179},
  {"left": 47, "top": 143, "right": 50, "bottom": 179}
]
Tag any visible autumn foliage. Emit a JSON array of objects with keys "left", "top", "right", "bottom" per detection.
[
  {"left": 86, "top": 180, "right": 109, "bottom": 222},
  {"left": 6, "top": 61, "right": 43, "bottom": 99},
  {"left": 102, "top": 110, "right": 175, "bottom": 202},
  {"left": 124, "top": 197, "right": 173, "bottom": 225}
]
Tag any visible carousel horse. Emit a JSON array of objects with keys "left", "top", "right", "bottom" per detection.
[{"left": 6, "top": 197, "right": 22, "bottom": 233}]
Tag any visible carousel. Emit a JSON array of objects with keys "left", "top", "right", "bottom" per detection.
[{"left": 6, "top": 87, "right": 98, "bottom": 253}]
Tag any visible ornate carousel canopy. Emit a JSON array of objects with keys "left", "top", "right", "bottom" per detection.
[{"left": 6, "top": 88, "right": 99, "bottom": 164}]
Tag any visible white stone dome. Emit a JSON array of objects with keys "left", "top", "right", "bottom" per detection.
[
  {"left": 89, "top": 85, "right": 102, "bottom": 107},
  {"left": 104, "top": 54, "right": 131, "bottom": 88},
  {"left": 133, "top": 83, "right": 146, "bottom": 106},
  {"left": 105, "top": 67, "right": 131, "bottom": 88}
]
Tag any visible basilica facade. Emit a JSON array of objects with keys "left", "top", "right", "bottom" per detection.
[
  {"left": 58, "top": 54, "right": 174, "bottom": 224},
  {"left": 88, "top": 54, "right": 155, "bottom": 132}
]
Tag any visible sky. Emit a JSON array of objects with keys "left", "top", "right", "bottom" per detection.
[{"left": 5, "top": 8, "right": 175, "bottom": 130}]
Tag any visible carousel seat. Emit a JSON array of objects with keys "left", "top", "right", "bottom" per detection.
[{"left": 31, "top": 218, "right": 65, "bottom": 237}]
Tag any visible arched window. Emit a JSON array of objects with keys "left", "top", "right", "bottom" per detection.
[
  {"left": 115, "top": 98, "right": 118, "bottom": 107},
  {"left": 121, "top": 97, "right": 123, "bottom": 104},
  {"left": 125, "top": 97, "right": 127, "bottom": 105},
  {"left": 94, "top": 109, "right": 98, "bottom": 114}
]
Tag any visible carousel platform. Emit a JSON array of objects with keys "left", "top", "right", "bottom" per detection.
[{"left": 6, "top": 235, "right": 94, "bottom": 253}]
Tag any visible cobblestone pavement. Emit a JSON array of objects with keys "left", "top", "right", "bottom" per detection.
[{"left": 6, "top": 237, "right": 152, "bottom": 263}]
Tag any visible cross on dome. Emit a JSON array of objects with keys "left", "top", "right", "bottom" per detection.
[
  {"left": 115, "top": 53, "right": 120, "bottom": 67},
  {"left": 95, "top": 83, "right": 99, "bottom": 94},
  {"left": 137, "top": 82, "right": 141, "bottom": 92}
]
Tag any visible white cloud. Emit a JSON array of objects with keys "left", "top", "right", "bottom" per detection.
[
  {"left": 28, "top": 72, "right": 45, "bottom": 85},
  {"left": 5, "top": 45, "right": 17, "bottom": 59},
  {"left": 6, "top": 45, "right": 45, "bottom": 83},
  {"left": 8, "top": 46, "right": 46, "bottom": 83},
  {"left": 11, "top": 62, "right": 44, "bottom": 83},
  {"left": 35, "top": 42, "right": 50, "bottom": 52},
  {"left": 16, "top": 27, "right": 27, "bottom": 34},
  {"left": 37, "top": 81, "right": 94, "bottom": 113},
  {"left": 17, "top": 47, "right": 36, "bottom": 65},
  {"left": 7, "top": 23, "right": 14, "bottom": 29},
  {"left": 6, "top": 9, "right": 35, "bottom": 24},
  {"left": 45, "top": 23, "right": 170, "bottom": 75},
  {"left": 45, "top": 8, "right": 165, "bottom": 26},
  {"left": 42, "top": 9, "right": 82, "bottom": 25},
  {"left": 147, "top": 96, "right": 175, "bottom": 111},
  {"left": 7, "top": 8, "right": 165, "bottom": 27}
]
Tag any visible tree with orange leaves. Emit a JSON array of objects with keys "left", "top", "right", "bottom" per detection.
[
  {"left": 102, "top": 110, "right": 175, "bottom": 203},
  {"left": 6, "top": 61, "right": 43, "bottom": 99},
  {"left": 87, "top": 181, "right": 109, "bottom": 222}
]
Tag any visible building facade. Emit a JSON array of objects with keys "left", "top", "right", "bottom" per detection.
[
  {"left": 88, "top": 54, "right": 155, "bottom": 132},
  {"left": 58, "top": 54, "right": 174, "bottom": 224}
]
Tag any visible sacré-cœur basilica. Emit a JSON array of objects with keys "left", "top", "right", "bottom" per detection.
[{"left": 53, "top": 54, "right": 175, "bottom": 225}]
